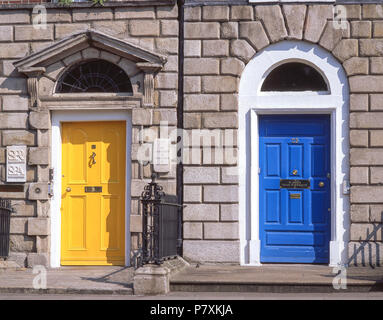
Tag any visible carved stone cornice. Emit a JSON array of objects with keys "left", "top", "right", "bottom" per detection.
[{"left": 18, "top": 67, "right": 46, "bottom": 109}]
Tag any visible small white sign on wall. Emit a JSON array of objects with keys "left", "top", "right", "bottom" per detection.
[{"left": 6, "top": 146, "right": 27, "bottom": 183}]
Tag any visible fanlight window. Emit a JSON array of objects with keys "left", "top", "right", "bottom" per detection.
[
  {"left": 261, "top": 62, "right": 328, "bottom": 92},
  {"left": 56, "top": 60, "right": 133, "bottom": 93}
]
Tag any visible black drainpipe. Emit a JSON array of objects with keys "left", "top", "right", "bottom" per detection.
[{"left": 176, "top": 0, "right": 185, "bottom": 256}]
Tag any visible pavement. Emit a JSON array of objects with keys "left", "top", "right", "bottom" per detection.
[
  {"left": 0, "top": 265, "right": 134, "bottom": 295},
  {"left": 0, "top": 262, "right": 383, "bottom": 297}
]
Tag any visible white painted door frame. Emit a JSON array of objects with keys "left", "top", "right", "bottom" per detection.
[
  {"left": 238, "top": 41, "right": 350, "bottom": 267},
  {"left": 50, "top": 110, "right": 132, "bottom": 268}
]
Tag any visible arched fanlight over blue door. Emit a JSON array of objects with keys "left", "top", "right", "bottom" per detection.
[
  {"left": 261, "top": 62, "right": 328, "bottom": 92},
  {"left": 56, "top": 60, "right": 133, "bottom": 93}
]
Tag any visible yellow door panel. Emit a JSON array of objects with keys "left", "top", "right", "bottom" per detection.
[{"left": 61, "top": 121, "right": 126, "bottom": 266}]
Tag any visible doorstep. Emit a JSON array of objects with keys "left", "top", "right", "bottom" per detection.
[
  {"left": 0, "top": 266, "right": 134, "bottom": 295},
  {"left": 170, "top": 264, "right": 383, "bottom": 293}
]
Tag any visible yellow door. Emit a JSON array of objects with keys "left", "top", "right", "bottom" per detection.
[{"left": 61, "top": 121, "right": 126, "bottom": 266}]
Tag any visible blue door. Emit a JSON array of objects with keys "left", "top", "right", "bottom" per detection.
[{"left": 259, "top": 115, "right": 331, "bottom": 263}]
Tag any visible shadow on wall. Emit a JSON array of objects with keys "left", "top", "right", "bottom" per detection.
[{"left": 348, "top": 213, "right": 383, "bottom": 267}]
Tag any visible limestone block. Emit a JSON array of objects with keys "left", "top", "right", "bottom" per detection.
[
  {"left": 155, "top": 38, "right": 178, "bottom": 54},
  {"left": 370, "top": 58, "right": 383, "bottom": 75},
  {"left": 0, "top": 26, "right": 13, "bottom": 42},
  {"left": 350, "top": 130, "right": 368, "bottom": 147},
  {"left": 370, "top": 131, "right": 383, "bottom": 147},
  {"left": 159, "top": 90, "right": 177, "bottom": 107},
  {"left": 350, "top": 223, "right": 381, "bottom": 241},
  {"left": 202, "top": 6, "right": 229, "bottom": 21},
  {"left": 230, "top": 39, "right": 256, "bottom": 63},
  {"left": 27, "top": 218, "right": 49, "bottom": 236},
  {"left": 73, "top": 8, "right": 113, "bottom": 21},
  {"left": 344, "top": 5, "right": 361, "bottom": 19},
  {"left": 9, "top": 235, "right": 35, "bottom": 253},
  {"left": 221, "top": 57, "right": 245, "bottom": 76},
  {"left": 202, "top": 112, "right": 238, "bottom": 128},
  {"left": 29, "top": 112, "right": 50, "bottom": 130},
  {"left": 0, "top": 10, "right": 30, "bottom": 24},
  {"left": 156, "top": 5, "right": 178, "bottom": 19},
  {"left": 7, "top": 252, "right": 27, "bottom": 268},
  {"left": 82, "top": 48, "right": 100, "bottom": 60},
  {"left": 2, "top": 95, "right": 28, "bottom": 111},
  {"left": 184, "top": 40, "right": 201, "bottom": 57},
  {"left": 221, "top": 22, "right": 238, "bottom": 39},
  {"left": 15, "top": 25, "right": 53, "bottom": 41},
  {"left": 351, "top": 93, "right": 369, "bottom": 110},
  {"left": 351, "top": 112, "right": 383, "bottom": 128},
  {"left": 183, "top": 240, "right": 240, "bottom": 263},
  {"left": 0, "top": 113, "right": 28, "bottom": 129},
  {"left": 133, "top": 265, "right": 169, "bottom": 295},
  {"left": 183, "top": 222, "right": 202, "bottom": 239},
  {"left": 155, "top": 73, "right": 178, "bottom": 90},
  {"left": 131, "top": 179, "right": 150, "bottom": 197},
  {"left": 220, "top": 204, "right": 239, "bottom": 221},
  {"left": 370, "top": 205, "right": 383, "bottom": 222},
  {"left": 371, "top": 167, "right": 383, "bottom": 184},
  {"left": 239, "top": 21, "right": 269, "bottom": 51},
  {"left": 2, "top": 130, "right": 35, "bottom": 146},
  {"left": 130, "top": 215, "right": 142, "bottom": 233},
  {"left": 221, "top": 167, "right": 238, "bottom": 184},
  {"left": 351, "top": 205, "right": 369, "bottom": 223},
  {"left": 185, "top": 22, "right": 220, "bottom": 39},
  {"left": 220, "top": 94, "right": 238, "bottom": 111},
  {"left": 351, "top": 149, "right": 383, "bottom": 166},
  {"left": 351, "top": 21, "right": 372, "bottom": 38},
  {"left": 10, "top": 218, "right": 27, "bottom": 234},
  {"left": 27, "top": 253, "right": 48, "bottom": 267},
  {"left": 184, "top": 113, "right": 201, "bottom": 129},
  {"left": 304, "top": 5, "right": 332, "bottom": 43},
  {"left": 129, "top": 20, "right": 159, "bottom": 36},
  {"left": 184, "top": 76, "right": 201, "bottom": 93},
  {"left": 132, "top": 109, "right": 152, "bottom": 126},
  {"left": 370, "top": 94, "right": 383, "bottom": 111},
  {"left": 363, "top": 4, "right": 383, "bottom": 19},
  {"left": 231, "top": 6, "right": 254, "bottom": 21},
  {"left": 184, "top": 166, "right": 220, "bottom": 184},
  {"left": 183, "top": 203, "right": 219, "bottom": 221},
  {"left": 184, "top": 6, "right": 201, "bottom": 22},
  {"left": 204, "top": 185, "right": 238, "bottom": 203},
  {"left": 161, "top": 20, "right": 179, "bottom": 37},
  {"left": 202, "top": 76, "right": 237, "bottom": 93},
  {"left": 319, "top": 21, "right": 349, "bottom": 52},
  {"left": 350, "top": 76, "right": 383, "bottom": 93},
  {"left": 0, "top": 77, "right": 27, "bottom": 94},
  {"left": 36, "top": 236, "right": 49, "bottom": 253},
  {"left": 55, "top": 24, "right": 90, "bottom": 39},
  {"left": 28, "top": 147, "right": 49, "bottom": 165},
  {"left": 255, "top": 5, "right": 287, "bottom": 43},
  {"left": 183, "top": 185, "right": 202, "bottom": 203},
  {"left": 283, "top": 5, "right": 306, "bottom": 40},
  {"left": 184, "top": 58, "right": 219, "bottom": 75},
  {"left": 153, "top": 109, "right": 177, "bottom": 126},
  {"left": 11, "top": 200, "right": 35, "bottom": 217},
  {"left": 350, "top": 167, "right": 369, "bottom": 184},
  {"left": 28, "top": 183, "right": 49, "bottom": 200},
  {"left": 1, "top": 60, "right": 20, "bottom": 77},
  {"left": 351, "top": 186, "right": 383, "bottom": 203},
  {"left": 360, "top": 39, "right": 383, "bottom": 56},
  {"left": 184, "top": 94, "right": 219, "bottom": 111},
  {"left": 332, "top": 39, "right": 358, "bottom": 62},
  {"left": 202, "top": 40, "right": 229, "bottom": 57},
  {"left": 204, "top": 222, "right": 239, "bottom": 240},
  {"left": 344, "top": 58, "right": 369, "bottom": 76},
  {"left": 115, "top": 7, "right": 155, "bottom": 19},
  {"left": 373, "top": 21, "right": 383, "bottom": 37}
]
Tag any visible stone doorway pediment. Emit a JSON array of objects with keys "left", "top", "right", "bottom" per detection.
[{"left": 13, "top": 29, "right": 167, "bottom": 109}]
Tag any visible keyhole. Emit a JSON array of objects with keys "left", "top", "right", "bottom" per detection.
[{"left": 292, "top": 169, "right": 298, "bottom": 175}]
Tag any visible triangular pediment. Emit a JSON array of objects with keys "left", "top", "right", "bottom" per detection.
[{"left": 14, "top": 29, "right": 167, "bottom": 70}]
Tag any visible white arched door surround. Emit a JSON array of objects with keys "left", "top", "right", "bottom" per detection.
[{"left": 238, "top": 41, "right": 350, "bottom": 267}]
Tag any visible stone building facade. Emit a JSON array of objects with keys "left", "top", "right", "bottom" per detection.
[{"left": 0, "top": 0, "right": 382, "bottom": 268}]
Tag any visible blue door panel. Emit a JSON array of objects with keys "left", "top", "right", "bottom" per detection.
[{"left": 259, "top": 115, "right": 331, "bottom": 263}]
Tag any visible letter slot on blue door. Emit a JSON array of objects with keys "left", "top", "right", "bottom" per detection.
[{"left": 259, "top": 115, "right": 331, "bottom": 263}]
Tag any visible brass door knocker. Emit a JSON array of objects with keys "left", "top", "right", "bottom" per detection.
[{"left": 89, "top": 152, "right": 96, "bottom": 167}]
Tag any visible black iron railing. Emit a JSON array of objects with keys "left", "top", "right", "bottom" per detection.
[
  {"left": 0, "top": 199, "right": 12, "bottom": 258},
  {"left": 136, "top": 174, "right": 182, "bottom": 268}
]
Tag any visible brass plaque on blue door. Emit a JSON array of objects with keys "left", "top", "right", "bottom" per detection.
[
  {"left": 280, "top": 179, "right": 310, "bottom": 189},
  {"left": 290, "top": 193, "right": 301, "bottom": 199}
]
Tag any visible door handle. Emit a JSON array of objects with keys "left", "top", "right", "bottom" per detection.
[
  {"left": 319, "top": 182, "right": 325, "bottom": 187},
  {"left": 66, "top": 187, "right": 71, "bottom": 192}
]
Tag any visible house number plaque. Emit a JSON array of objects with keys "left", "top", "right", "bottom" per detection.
[{"left": 6, "top": 146, "right": 27, "bottom": 183}]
